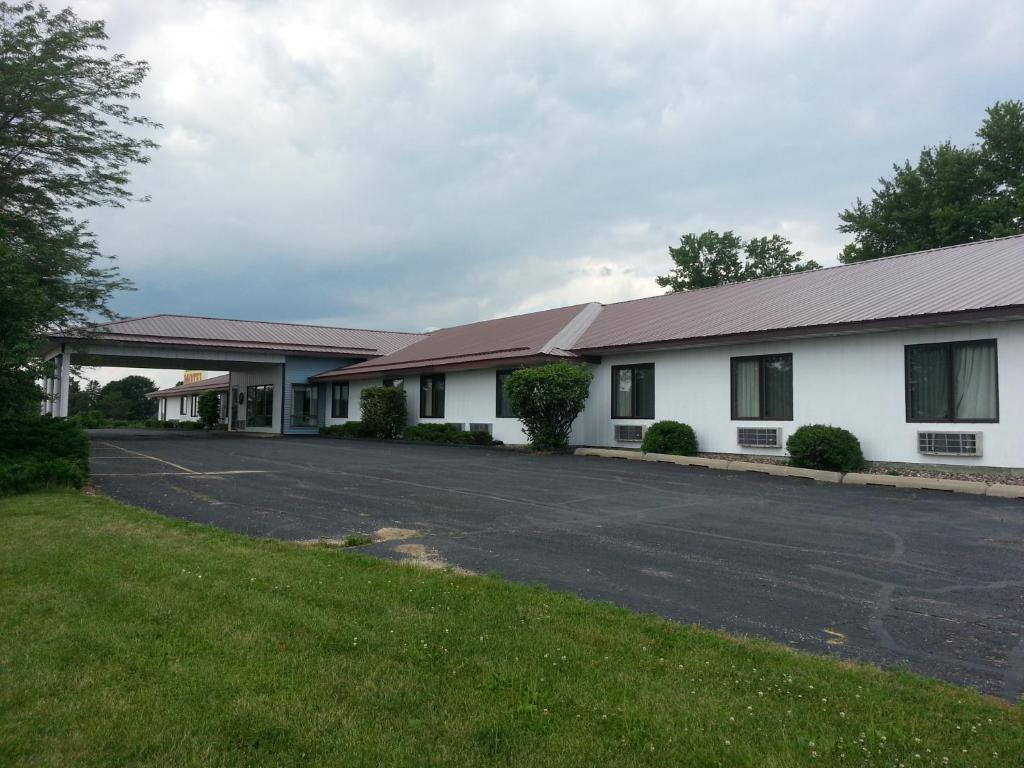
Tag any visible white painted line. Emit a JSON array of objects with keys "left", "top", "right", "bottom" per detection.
[
  {"left": 92, "top": 456, "right": 163, "bottom": 460},
  {"left": 98, "top": 442, "right": 197, "bottom": 474},
  {"left": 91, "top": 470, "right": 271, "bottom": 477}
]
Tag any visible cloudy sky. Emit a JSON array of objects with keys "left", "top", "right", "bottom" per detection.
[{"left": 67, "top": 0, "right": 1022, "bottom": 387}]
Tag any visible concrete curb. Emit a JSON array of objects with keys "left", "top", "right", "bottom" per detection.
[
  {"left": 986, "top": 483, "right": 1024, "bottom": 499},
  {"left": 842, "top": 473, "right": 988, "bottom": 495},
  {"left": 574, "top": 448, "right": 642, "bottom": 461},
  {"left": 574, "top": 448, "right": 1019, "bottom": 498},
  {"left": 727, "top": 460, "right": 842, "bottom": 483},
  {"left": 643, "top": 452, "right": 730, "bottom": 470}
]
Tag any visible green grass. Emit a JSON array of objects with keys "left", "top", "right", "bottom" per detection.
[{"left": 0, "top": 491, "right": 1020, "bottom": 767}]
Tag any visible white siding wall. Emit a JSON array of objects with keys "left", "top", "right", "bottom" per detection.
[
  {"left": 580, "top": 319, "right": 1024, "bottom": 467},
  {"left": 158, "top": 395, "right": 199, "bottom": 422},
  {"left": 322, "top": 370, "right": 535, "bottom": 444},
  {"left": 317, "top": 319, "right": 1023, "bottom": 466},
  {"left": 229, "top": 366, "right": 283, "bottom": 433}
]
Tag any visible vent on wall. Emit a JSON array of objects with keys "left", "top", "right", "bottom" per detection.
[
  {"left": 469, "top": 422, "right": 492, "bottom": 434},
  {"left": 918, "top": 431, "right": 982, "bottom": 457},
  {"left": 614, "top": 424, "right": 645, "bottom": 442},
  {"left": 444, "top": 422, "right": 465, "bottom": 431},
  {"left": 737, "top": 427, "right": 783, "bottom": 448}
]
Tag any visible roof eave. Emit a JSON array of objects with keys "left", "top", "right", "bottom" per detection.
[
  {"left": 571, "top": 305, "right": 1024, "bottom": 356},
  {"left": 311, "top": 352, "right": 599, "bottom": 382}
]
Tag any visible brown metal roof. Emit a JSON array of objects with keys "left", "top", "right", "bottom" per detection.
[
  {"left": 59, "top": 314, "right": 427, "bottom": 357},
  {"left": 312, "top": 303, "right": 595, "bottom": 380},
  {"left": 574, "top": 234, "right": 1024, "bottom": 352},
  {"left": 146, "top": 374, "right": 231, "bottom": 399}
]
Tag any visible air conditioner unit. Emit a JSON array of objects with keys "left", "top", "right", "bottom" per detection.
[
  {"left": 444, "top": 422, "right": 465, "bottom": 431},
  {"left": 614, "top": 424, "right": 644, "bottom": 442},
  {"left": 737, "top": 427, "right": 783, "bottom": 448},
  {"left": 917, "top": 431, "right": 982, "bottom": 457},
  {"left": 469, "top": 422, "right": 492, "bottom": 434}
]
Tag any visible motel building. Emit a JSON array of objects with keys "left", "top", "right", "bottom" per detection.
[{"left": 40, "top": 235, "right": 1024, "bottom": 467}]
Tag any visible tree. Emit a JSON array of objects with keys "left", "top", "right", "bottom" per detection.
[
  {"left": 504, "top": 362, "right": 593, "bottom": 451},
  {"left": 197, "top": 390, "right": 220, "bottom": 429},
  {"left": 0, "top": 2, "right": 158, "bottom": 416},
  {"left": 95, "top": 375, "right": 156, "bottom": 421},
  {"left": 656, "top": 231, "right": 820, "bottom": 292},
  {"left": 838, "top": 100, "right": 1024, "bottom": 263},
  {"left": 67, "top": 377, "right": 100, "bottom": 415}
]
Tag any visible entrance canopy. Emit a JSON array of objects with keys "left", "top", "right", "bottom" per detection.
[{"left": 40, "top": 314, "right": 427, "bottom": 418}]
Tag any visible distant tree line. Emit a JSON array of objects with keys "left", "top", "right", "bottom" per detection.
[{"left": 69, "top": 375, "right": 157, "bottom": 421}]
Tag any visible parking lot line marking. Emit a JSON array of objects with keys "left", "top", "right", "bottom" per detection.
[
  {"left": 91, "top": 470, "right": 272, "bottom": 477},
  {"left": 98, "top": 442, "right": 197, "bottom": 474}
]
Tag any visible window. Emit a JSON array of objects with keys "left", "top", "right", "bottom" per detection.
[
  {"left": 383, "top": 377, "right": 404, "bottom": 389},
  {"left": 905, "top": 340, "right": 998, "bottom": 423},
  {"left": 246, "top": 384, "right": 274, "bottom": 428},
  {"left": 420, "top": 373, "right": 445, "bottom": 418},
  {"left": 496, "top": 369, "right": 517, "bottom": 418},
  {"left": 179, "top": 396, "right": 186, "bottom": 415},
  {"left": 611, "top": 364, "right": 655, "bottom": 419},
  {"left": 189, "top": 394, "right": 199, "bottom": 417},
  {"left": 291, "top": 384, "right": 319, "bottom": 427},
  {"left": 331, "top": 382, "right": 349, "bottom": 418},
  {"left": 731, "top": 354, "right": 793, "bottom": 420}
]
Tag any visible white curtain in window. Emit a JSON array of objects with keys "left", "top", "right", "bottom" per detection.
[
  {"left": 954, "top": 343, "right": 997, "bottom": 420},
  {"left": 616, "top": 369, "right": 633, "bottom": 417},
  {"left": 734, "top": 359, "right": 759, "bottom": 418}
]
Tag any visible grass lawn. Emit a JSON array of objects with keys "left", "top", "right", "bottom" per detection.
[{"left": 1, "top": 491, "right": 1021, "bottom": 767}]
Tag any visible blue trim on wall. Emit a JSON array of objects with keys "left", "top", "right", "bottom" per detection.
[{"left": 282, "top": 356, "right": 360, "bottom": 435}]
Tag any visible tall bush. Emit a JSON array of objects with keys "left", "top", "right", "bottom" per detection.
[
  {"left": 786, "top": 424, "right": 865, "bottom": 472},
  {"left": 197, "top": 391, "right": 220, "bottom": 429},
  {"left": 359, "top": 387, "right": 407, "bottom": 439},
  {"left": 505, "top": 363, "right": 593, "bottom": 451}
]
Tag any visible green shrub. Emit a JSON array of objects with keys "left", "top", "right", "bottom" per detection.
[
  {"left": 454, "top": 430, "right": 494, "bottom": 446},
  {"left": 69, "top": 410, "right": 108, "bottom": 429},
  {"left": 320, "top": 421, "right": 370, "bottom": 438},
  {"left": 505, "top": 363, "right": 593, "bottom": 451},
  {"left": 402, "top": 423, "right": 462, "bottom": 442},
  {"left": 197, "top": 391, "right": 220, "bottom": 429},
  {"left": 0, "top": 417, "right": 90, "bottom": 495},
  {"left": 0, "top": 457, "right": 87, "bottom": 495},
  {"left": 401, "top": 424, "right": 494, "bottom": 446},
  {"left": 786, "top": 424, "right": 865, "bottom": 472},
  {"left": 360, "top": 387, "right": 407, "bottom": 439},
  {"left": 641, "top": 421, "right": 698, "bottom": 456}
]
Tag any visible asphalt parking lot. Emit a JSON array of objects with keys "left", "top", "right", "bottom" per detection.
[{"left": 87, "top": 429, "right": 1024, "bottom": 700}]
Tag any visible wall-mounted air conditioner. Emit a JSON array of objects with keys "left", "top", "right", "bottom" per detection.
[
  {"left": 917, "top": 431, "right": 982, "bottom": 457},
  {"left": 614, "top": 424, "right": 644, "bottom": 442},
  {"left": 469, "top": 423, "right": 492, "bottom": 434},
  {"left": 737, "top": 427, "right": 783, "bottom": 448}
]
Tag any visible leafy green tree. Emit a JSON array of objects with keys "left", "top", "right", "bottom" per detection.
[
  {"left": 505, "top": 363, "right": 593, "bottom": 451},
  {"left": 656, "top": 231, "right": 819, "bottom": 292},
  {"left": 96, "top": 375, "right": 156, "bottom": 421},
  {"left": 197, "top": 391, "right": 220, "bottom": 429},
  {"left": 0, "top": 2, "right": 157, "bottom": 416},
  {"left": 838, "top": 100, "right": 1024, "bottom": 263},
  {"left": 67, "top": 378, "right": 100, "bottom": 415}
]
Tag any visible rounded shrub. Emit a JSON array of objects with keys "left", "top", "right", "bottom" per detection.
[
  {"left": 786, "top": 424, "right": 865, "bottom": 472},
  {"left": 641, "top": 420, "right": 698, "bottom": 456}
]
